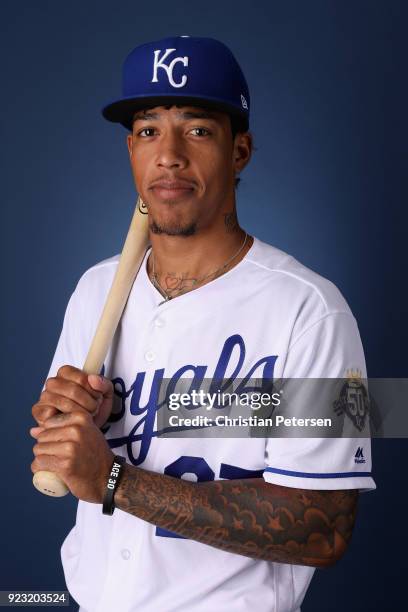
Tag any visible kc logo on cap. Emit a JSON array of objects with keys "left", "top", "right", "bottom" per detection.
[
  {"left": 102, "top": 35, "right": 250, "bottom": 131},
  {"left": 152, "top": 48, "right": 189, "bottom": 89}
]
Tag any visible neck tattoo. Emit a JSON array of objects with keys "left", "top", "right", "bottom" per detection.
[{"left": 150, "top": 232, "right": 248, "bottom": 303}]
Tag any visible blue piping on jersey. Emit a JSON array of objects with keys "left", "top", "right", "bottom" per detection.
[{"left": 264, "top": 467, "right": 372, "bottom": 478}]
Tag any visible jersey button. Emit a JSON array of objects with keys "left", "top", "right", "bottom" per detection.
[
  {"left": 145, "top": 350, "right": 156, "bottom": 362},
  {"left": 154, "top": 318, "right": 165, "bottom": 328},
  {"left": 121, "top": 549, "right": 131, "bottom": 560}
]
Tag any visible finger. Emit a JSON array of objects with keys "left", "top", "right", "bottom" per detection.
[
  {"left": 57, "top": 364, "right": 91, "bottom": 383},
  {"left": 35, "top": 422, "right": 82, "bottom": 444},
  {"left": 55, "top": 365, "right": 104, "bottom": 401},
  {"left": 32, "top": 403, "right": 58, "bottom": 425},
  {"left": 30, "top": 426, "right": 45, "bottom": 438},
  {"left": 31, "top": 454, "right": 63, "bottom": 475},
  {"left": 42, "top": 382, "right": 100, "bottom": 414},
  {"left": 35, "top": 423, "right": 76, "bottom": 444},
  {"left": 38, "top": 390, "right": 94, "bottom": 416},
  {"left": 42, "top": 410, "right": 92, "bottom": 430},
  {"left": 88, "top": 374, "right": 114, "bottom": 399},
  {"left": 33, "top": 439, "right": 76, "bottom": 458}
]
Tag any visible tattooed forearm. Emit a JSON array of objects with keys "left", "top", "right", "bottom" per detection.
[{"left": 115, "top": 467, "right": 358, "bottom": 567}]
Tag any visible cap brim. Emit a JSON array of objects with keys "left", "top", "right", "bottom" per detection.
[{"left": 102, "top": 94, "right": 248, "bottom": 131}]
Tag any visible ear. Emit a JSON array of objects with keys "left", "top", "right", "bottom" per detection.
[
  {"left": 233, "top": 132, "right": 253, "bottom": 175},
  {"left": 127, "top": 134, "right": 133, "bottom": 158}
]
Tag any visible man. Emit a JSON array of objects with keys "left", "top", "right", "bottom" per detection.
[{"left": 30, "top": 36, "right": 375, "bottom": 611}]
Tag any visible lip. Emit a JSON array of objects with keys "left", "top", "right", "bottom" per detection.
[
  {"left": 150, "top": 180, "right": 196, "bottom": 190},
  {"left": 150, "top": 179, "right": 196, "bottom": 200}
]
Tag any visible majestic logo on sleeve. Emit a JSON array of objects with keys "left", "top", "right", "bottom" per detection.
[
  {"left": 354, "top": 447, "right": 366, "bottom": 464},
  {"left": 151, "top": 48, "right": 189, "bottom": 88},
  {"left": 103, "top": 333, "right": 278, "bottom": 465}
]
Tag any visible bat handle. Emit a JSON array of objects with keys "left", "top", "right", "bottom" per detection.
[{"left": 33, "top": 471, "right": 69, "bottom": 497}]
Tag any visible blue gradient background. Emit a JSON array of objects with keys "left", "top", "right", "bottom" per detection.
[{"left": 1, "top": 1, "right": 407, "bottom": 610}]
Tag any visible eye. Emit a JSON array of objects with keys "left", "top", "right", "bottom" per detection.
[
  {"left": 137, "top": 127, "right": 156, "bottom": 137},
  {"left": 190, "top": 127, "right": 211, "bottom": 137}
]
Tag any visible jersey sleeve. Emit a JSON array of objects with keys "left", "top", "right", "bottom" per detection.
[
  {"left": 40, "top": 258, "right": 118, "bottom": 390},
  {"left": 263, "top": 312, "right": 376, "bottom": 492},
  {"left": 40, "top": 283, "right": 87, "bottom": 390}
]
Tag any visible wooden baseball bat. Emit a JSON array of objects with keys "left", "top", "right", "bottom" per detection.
[{"left": 32, "top": 197, "right": 150, "bottom": 497}]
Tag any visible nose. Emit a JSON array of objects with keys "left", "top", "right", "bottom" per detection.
[{"left": 156, "top": 129, "right": 188, "bottom": 170}]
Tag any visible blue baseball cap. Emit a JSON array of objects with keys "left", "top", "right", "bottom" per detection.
[{"left": 102, "top": 36, "right": 250, "bottom": 131}]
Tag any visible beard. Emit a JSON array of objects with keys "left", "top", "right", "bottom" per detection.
[
  {"left": 147, "top": 203, "right": 198, "bottom": 236},
  {"left": 149, "top": 219, "right": 197, "bottom": 236}
]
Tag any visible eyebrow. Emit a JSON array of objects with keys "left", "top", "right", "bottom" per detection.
[{"left": 132, "top": 110, "right": 218, "bottom": 122}]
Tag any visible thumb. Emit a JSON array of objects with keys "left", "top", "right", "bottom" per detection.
[
  {"left": 87, "top": 374, "right": 114, "bottom": 428},
  {"left": 87, "top": 374, "right": 114, "bottom": 398}
]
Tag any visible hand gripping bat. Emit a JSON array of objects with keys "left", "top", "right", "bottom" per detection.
[{"left": 32, "top": 197, "right": 150, "bottom": 497}]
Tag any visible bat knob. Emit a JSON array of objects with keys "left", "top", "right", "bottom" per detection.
[{"left": 33, "top": 471, "right": 70, "bottom": 497}]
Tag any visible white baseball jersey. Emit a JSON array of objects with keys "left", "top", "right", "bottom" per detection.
[{"left": 44, "top": 236, "right": 376, "bottom": 612}]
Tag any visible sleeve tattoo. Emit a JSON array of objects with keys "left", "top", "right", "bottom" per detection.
[{"left": 114, "top": 465, "right": 358, "bottom": 567}]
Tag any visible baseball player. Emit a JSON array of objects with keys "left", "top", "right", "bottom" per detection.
[{"left": 30, "top": 36, "right": 376, "bottom": 612}]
